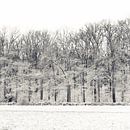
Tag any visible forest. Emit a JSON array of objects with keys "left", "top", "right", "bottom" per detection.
[{"left": 0, "top": 18, "right": 130, "bottom": 105}]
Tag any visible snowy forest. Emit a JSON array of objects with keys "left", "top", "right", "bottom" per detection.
[{"left": 1, "top": 18, "right": 130, "bottom": 105}]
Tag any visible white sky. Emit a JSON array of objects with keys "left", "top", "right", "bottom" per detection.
[{"left": 0, "top": 0, "right": 130, "bottom": 32}]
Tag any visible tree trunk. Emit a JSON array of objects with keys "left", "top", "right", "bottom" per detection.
[
  {"left": 94, "top": 85, "right": 97, "bottom": 102},
  {"left": 28, "top": 80, "right": 31, "bottom": 102},
  {"left": 83, "top": 89, "right": 85, "bottom": 102},
  {"left": 15, "top": 78, "right": 18, "bottom": 103},
  {"left": 28, "top": 87, "right": 31, "bottom": 102},
  {"left": 67, "top": 85, "right": 71, "bottom": 102},
  {"left": 4, "top": 85, "right": 6, "bottom": 100},
  {"left": 54, "top": 89, "right": 58, "bottom": 102},
  {"left": 97, "top": 78, "right": 100, "bottom": 102},
  {"left": 82, "top": 72, "right": 86, "bottom": 102},
  {"left": 85, "top": 58, "right": 88, "bottom": 68},
  {"left": 111, "top": 60, "right": 116, "bottom": 103},
  {"left": 40, "top": 79, "right": 43, "bottom": 100},
  {"left": 73, "top": 73, "right": 76, "bottom": 102}
]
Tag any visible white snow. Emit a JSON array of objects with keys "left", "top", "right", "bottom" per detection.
[{"left": 0, "top": 105, "right": 130, "bottom": 130}]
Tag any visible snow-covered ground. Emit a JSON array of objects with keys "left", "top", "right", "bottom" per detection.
[{"left": 0, "top": 106, "right": 130, "bottom": 130}]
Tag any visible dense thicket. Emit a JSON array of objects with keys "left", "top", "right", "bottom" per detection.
[{"left": 1, "top": 19, "right": 130, "bottom": 104}]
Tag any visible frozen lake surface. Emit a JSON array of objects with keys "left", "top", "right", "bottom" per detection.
[{"left": 0, "top": 105, "right": 130, "bottom": 130}]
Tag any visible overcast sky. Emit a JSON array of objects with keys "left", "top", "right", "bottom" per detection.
[{"left": 0, "top": 0, "right": 130, "bottom": 32}]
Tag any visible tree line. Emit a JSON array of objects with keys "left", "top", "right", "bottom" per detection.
[{"left": 0, "top": 18, "right": 130, "bottom": 104}]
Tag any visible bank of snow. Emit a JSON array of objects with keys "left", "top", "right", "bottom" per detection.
[{"left": 0, "top": 106, "right": 130, "bottom": 130}]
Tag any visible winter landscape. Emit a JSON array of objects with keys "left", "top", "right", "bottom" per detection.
[
  {"left": 1, "top": 18, "right": 130, "bottom": 129},
  {"left": 1, "top": 0, "right": 130, "bottom": 129},
  {"left": 0, "top": 18, "right": 130, "bottom": 105}
]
